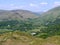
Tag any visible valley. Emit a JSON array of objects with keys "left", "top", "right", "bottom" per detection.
[{"left": 0, "top": 6, "right": 60, "bottom": 45}]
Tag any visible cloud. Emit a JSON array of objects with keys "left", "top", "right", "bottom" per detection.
[
  {"left": 40, "top": 2, "right": 48, "bottom": 5},
  {"left": 9, "top": 4, "right": 25, "bottom": 9},
  {"left": 53, "top": 1, "right": 60, "bottom": 7},
  {"left": 10, "top": 4, "right": 15, "bottom": 6},
  {"left": 43, "top": 9, "right": 49, "bottom": 12},
  {"left": 29, "top": 3, "right": 38, "bottom": 7}
]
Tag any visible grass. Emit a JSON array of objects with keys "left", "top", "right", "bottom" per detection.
[{"left": 0, "top": 30, "right": 60, "bottom": 45}]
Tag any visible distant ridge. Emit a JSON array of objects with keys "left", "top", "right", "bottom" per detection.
[{"left": 0, "top": 9, "right": 38, "bottom": 20}]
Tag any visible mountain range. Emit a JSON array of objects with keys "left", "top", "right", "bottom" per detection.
[{"left": 0, "top": 6, "right": 60, "bottom": 45}]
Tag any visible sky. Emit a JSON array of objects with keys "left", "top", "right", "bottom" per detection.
[{"left": 0, "top": 0, "right": 60, "bottom": 12}]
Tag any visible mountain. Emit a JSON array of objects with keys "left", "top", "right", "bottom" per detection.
[
  {"left": 29, "top": 6, "right": 60, "bottom": 39},
  {"left": 0, "top": 9, "right": 38, "bottom": 20},
  {"left": 33, "top": 6, "right": 60, "bottom": 25},
  {"left": 41, "top": 6, "right": 60, "bottom": 22}
]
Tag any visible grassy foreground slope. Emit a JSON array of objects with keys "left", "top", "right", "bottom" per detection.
[{"left": 0, "top": 30, "right": 60, "bottom": 45}]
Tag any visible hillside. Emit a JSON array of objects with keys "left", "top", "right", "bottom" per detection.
[
  {"left": 0, "top": 10, "right": 38, "bottom": 20},
  {"left": 41, "top": 6, "right": 60, "bottom": 23},
  {"left": 0, "top": 30, "right": 60, "bottom": 45},
  {"left": 33, "top": 6, "right": 60, "bottom": 25},
  {"left": 28, "top": 6, "right": 60, "bottom": 39}
]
